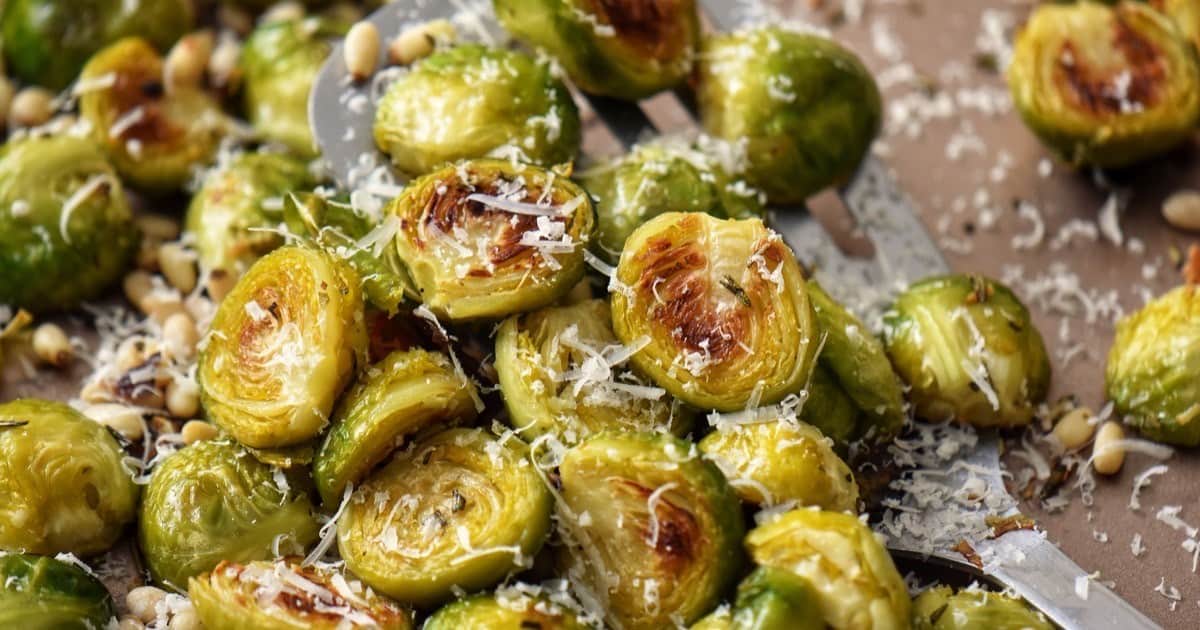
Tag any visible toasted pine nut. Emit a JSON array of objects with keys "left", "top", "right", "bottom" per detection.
[
  {"left": 32, "top": 323, "right": 73, "bottom": 368},
  {"left": 182, "top": 420, "right": 219, "bottom": 444},
  {"left": 136, "top": 240, "right": 160, "bottom": 272},
  {"left": 10, "top": 87, "right": 53, "bottom": 128},
  {"left": 165, "top": 378, "right": 200, "bottom": 419},
  {"left": 84, "top": 403, "right": 145, "bottom": 441},
  {"left": 1092, "top": 421, "right": 1126, "bottom": 475},
  {"left": 206, "top": 268, "right": 236, "bottom": 302},
  {"left": 143, "top": 292, "right": 187, "bottom": 324},
  {"left": 345, "top": 21, "right": 380, "bottom": 81},
  {"left": 135, "top": 214, "right": 181, "bottom": 242},
  {"left": 1163, "top": 189, "right": 1200, "bottom": 232},
  {"left": 115, "top": 337, "right": 153, "bottom": 371},
  {"left": 126, "top": 586, "right": 168, "bottom": 624},
  {"left": 388, "top": 19, "right": 455, "bottom": 66},
  {"left": 162, "top": 312, "right": 198, "bottom": 359},
  {"left": 165, "top": 31, "right": 214, "bottom": 92},
  {"left": 80, "top": 379, "right": 112, "bottom": 403},
  {"left": 168, "top": 608, "right": 201, "bottom": 630},
  {"left": 1051, "top": 407, "right": 1095, "bottom": 452},
  {"left": 159, "top": 243, "right": 197, "bottom": 294},
  {"left": 123, "top": 270, "right": 155, "bottom": 309}
]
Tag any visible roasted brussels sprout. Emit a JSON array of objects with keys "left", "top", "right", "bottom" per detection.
[
  {"left": 611, "top": 212, "right": 820, "bottom": 411},
  {"left": 79, "top": 37, "right": 228, "bottom": 192},
  {"left": 199, "top": 245, "right": 368, "bottom": 449},
  {"left": 883, "top": 274, "right": 1050, "bottom": 428},
  {"left": 911, "top": 586, "right": 1051, "bottom": 630},
  {"left": 186, "top": 152, "right": 314, "bottom": 274},
  {"left": 494, "top": 0, "right": 699, "bottom": 100},
  {"left": 799, "top": 363, "right": 860, "bottom": 447},
  {"left": 139, "top": 439, "right": 320, "bottom": 588},
  {"left": 1008, "top": 1, "right": 1200, "bottom": 168},
  {"left": 338, "top": 428, "right": 552, "bottom": 607},
  {"left": 0, "top": 135, "right": 137, "bottom": 313},
  {"left": 578, "top": 140, "right": 764, "bottom": 262},
  {"left": 495, "top": 298, "right": 691, "bottom": 444},
  {"left": 425, "top": 587, "right": 589, "bottom": 630},
  {"left": 1, "top": 0, "right": 194, "bottom": 90},
  {"left": 558, "top": 431, "right": 744, "bottom": 629},
  {"left": 190, "top": 559, "right": 413, "bottom": 630},
  {"left": 0, "top": 553, "right": 116, "bottom": 628},
  {"left": 387, "top": 159, "right": 594, "bottom": 321},
  {"left": 374, "top": 45, "right": 581, "bottom": 174},
  {"left": 243, "top": 16, "right": 346, "bottom": 157},
  {"left": 699, "top": 418, "right": 858, "bottom": 511},
  {"left": 314, "top": 348, "right": 480, "bottom": 505},
  {"left": 696, "top": 26, "right": 882, "bottom": 204},
  {"left": 0, "top": 399, "right": 138, "bottom": 556},
  {"left": 692, "top": 567, "right": 823, "bottom": 630},
  {"left": 746, "top": 508, "right": 911, "bottom": 630},
  {"left": 1106, "top": 284, "right": 1200, "bottom": 445},
  {"left": 1152, "top": 0, "right": 1200, "bottom": 52}
]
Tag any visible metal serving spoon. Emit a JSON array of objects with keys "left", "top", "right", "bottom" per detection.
[{"left": 308, "top": 2, "right": 1159, "bottom": 627}]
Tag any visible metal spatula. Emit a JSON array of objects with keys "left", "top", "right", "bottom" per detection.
[{"left": 307, "top": 2, "right": 1158, "bottom": 627}]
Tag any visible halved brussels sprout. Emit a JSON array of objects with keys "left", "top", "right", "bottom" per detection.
[
  {"left": 692, "top": 567, "right": 823, "bottom": 630},
  {"left": 883, "top": 274, "right": 1050, "bottom": 428},
  {"left": 495, "top": 298, "right": 691, "bottom": 444},
  {"left": 374, "top": 45, "right": 581, "bottom": 175},
  {"left": 578, "top": 140, "right": 764, "bottom": 262},
  {"left": 494, "top": 0, "right": 700, "bottom": 100},
  {"left": 611, "top": 212, "right": 819, "bottom": 411},
  {"left": 1106, "top": 284, "right": 1200, "bottom": 445},
  {"left": 79, "top": 37, "right": 228, "bottom": 192},
  {"left": 425, "top": 588, "right": 589, "bottom": 630},
  {"left": 0, "top": 135, "right": 137, "bottom": 313},
  {"left": 0, "top": 399, "right": 138, "bottom": 556},
  {"left": 387, "top": 159, "right": 594, "bottom": 321},
  {"left": 912, "top": 586, "right": 1051, "bottom": 630},
  {"left": 314, "top": 348, "right": 480, "bottom": 505},
  {"left": 558, "top": 431, "right": 744, "bottom": 629},
  {"left": 746, "top": 508, "right": 911, "bottom": 630},
  {"left": 1, "top": 0, "right": 194, "bottom": 90},
  {"left": 189, "top": 559, "right": 413, "bottom": 630},
  {"left": 696, "top": 26, "right": 882, "bottom": 204},
  {"left": 186, "top": 152, "right": 314, "bottom": 275},
  {"left": 699, "top": 418, "right": 858, "bottom": 511},
  {"left": 199, "top": 245, "right": 368, "bottom": 448},
  {"left": 0, "top": 553, "right": 116, "bottom": 629},
  {"left": 337, "top": 428, "right": 552, "bottom": 607},
  {"left": 1153, "top": 0, "right": 1200, "bottom": 52},
  {"left": 139, "top": 439, "right": 320, "bottom": 588},
  {"left": 1008, "top": 1, "right": 1200, "bottom": 168}
]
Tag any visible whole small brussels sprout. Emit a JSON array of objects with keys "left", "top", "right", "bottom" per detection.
[
  {"left": 883, "top": 274, "right": 1050, "bottom": 428},
  {"left": 374, "top": 45, "right": 581, "bottom": 175},
  {"left": 495, "top": 298, "right": 692, "bottom": 445},
  {"left": 425, "top": 587, "right": 590, "bottom": 630},
  {"left": 692, "top": 567, "right": 823, "bottom": 630},
  {"left": 314, "top": 347, "right": 480, "bottom": 505},
  {"left": 696, "top": 26, "right": 882, "bottom": 204},
  {"left": 0, "top": 553, "right": 116, "bottom": 629},
  {"left": 611, "top": 212, "right": 820, "bottom": 411},
  {"left": 494, "top": 0, "right": 699, "bottom": 100},
  {"left": 699, "top": 417, "right": 859, "bottom": 511},
  {"left": 558, "top": 431, "right": 744, "bottom": 629},
  {"left": 800, "top": 364, "right": 860, "bottom": 447},
  {"left": 912, "top": 586, "right": 1051, "bottom": 630},
  {"left": 0, "top": 135, "right": 137, "bottom": 313},
  {"left": 338, "top": 427, "right": 552, "bottom": 607},
  {"left": 1106, "top": 284, "right": 1200, "bottom": 445},
  {"left": 189, "top": 559, "right": 413, "bottom": 630},
  {"left": 139, "top": 439, "right": 321, "bottom": 588},
  {"left": 1, "top": 0, "right": 194, "bottom": 90},
  {"left": 0, "top": 399, "right": 138, "bottom": 556},
  {"left": 199, "top": 245, "right": 368, "bottom": 449},
  {"left": 186, "top": 152, "right": 314, "bottom": 275},
  {"left": 1008, "top": 1, "right": 1200, "bottom": 168},
  {"left": 387, "top": 159, "right": 594, "bottom": 321},
  {"left": 746, "top": 508, "right": 911, "bottom": 630}
]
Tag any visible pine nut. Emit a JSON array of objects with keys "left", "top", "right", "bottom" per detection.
[
  {"left": 10, "top": 87, "right": 53, "bottom": 128},
  {"left": 1092, "top": 421, "right": 1126, "bottom": 475},
  {"left": 80, "top": 379, "right": 112, "bottom": 403},
  {"left": 1163, "top": 189, "right": 1200, "bottom": 232},
  {"left": 126, "top": 586, "right": 168, "bottom": 624},
  {"left": 345, "top": 21, "right": 381, "bottom": 81},
  {"left": 388, "top": 20, "right": 455, "bottom": 66},
  {"left": 209, "top": 33, "right": 242, "bottom": 90},
  {"left": 143, "top": 292, "right": 187, "bottom": 324},
  {"left": 162, "top": 312, "right": 198, "bottom": 359},
  {"left": 262, "top": 1, "right": 304, "bottom": 24},
  {"left": 165, "top": 378, "right": 200, "bottom": 419},
  {"left": 32, "top": 323, "right": 73, "bottom": 368},
  {"left": 159, "top": 243, "right": 197, "bottom": 294},
  {"left": 182, "top": 420, "right": 219, "bottom": 444},
  {"left": 0, "top": 77, "right": 15, "bottom": 128},
  {"left": 1051, "top": 407, "right": 1095, "bottom": 452},
  {"left": 124, "top": 270, "right": 155, "bottom": 309},
  {"left": 118, "top": 617, "right": 145, "bottom": 630},
  {"left": 116, "top": 337, "right": 153, "bottom": 371},
  {"left": 84, "top": 403, "right": 145, "bottom": 441},
  {"left": 168, "top": 608, "right": 201, "bottom": 630},
  {"left": 136, "top": 240, "right": 160, "bottom": 272},
  {"left": 165, "top": 30, "right": 214, "bottom": 92},
  {"left": 206, "top": 268, "right": 236, "bottom": 302},
  {"left": 135, "top": 215, "right": 181, "bottom": 242}
]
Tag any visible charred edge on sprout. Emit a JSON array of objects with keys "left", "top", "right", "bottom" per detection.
[
  {"left": 589, "top": 0, "right": 691, "bottom": 60},
  {"left": 107, "top": 61, "right": 185, "bottom": 145},
  {"left": 213, "top": 560, "right": 408, "bottom": 624},
  {"left": 1056, "top": 15, "right": 1166, "bottom": 116},
  {"left": 612, "top": 479, "right": 701, "bottom": 571}
]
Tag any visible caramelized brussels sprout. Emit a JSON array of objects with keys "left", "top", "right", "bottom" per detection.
[
  {"left": 199, "top": 246, "right": 368, "bottom": 448},
  {"left": 495, "top": 298, "right": 691, "bottom": 444},
  {"left": 746, "top": 508, "right": 911, "bottom": 630},
  {"left": 558, "top": 431, "right": 744, "bottom": 629},
  {"left": 79, "top": 37, "right": 228, "bottom": 192},
  {"left": 692, "top": 567, "right": 823, "bottom": 630},
  {"left": 696, "top": 27, "right": 882, "bottom": 204},
  {"left": 611, "top": 212, "right": 820, "bottom": 411},
  {"left": 0, "top": 135, "right": 137, "bottom": 313},
  {"left": 699, "top": 418, "right": 858, "bottom": 511},
  {"left": 1, "top": 0, "right": 194, "bottom": 90},
  {"left": 314, "top": 348, "right": 480, "bottom": 505},
  {"left": 912, "top": 586, "right": 1051, "bottom": 630},
  {"left": 883, "top": 274, "right": 1050, "bottom": 428},
  {"left": 493, "top": 0, "right": 699, "bottom": 100},
  {"left": 0, "top": 399, "right": 138, "bottom": 556},
  {"left": 1106, "top": 284, "right": 1200, "bottom": 445},
  {"left": 374, "top": 45, "right": 581, "bottom": 175},
  {"left": 190, "top": 559, "right": 413, "bottom": 630},
  {"left": 139, "top": 439, "right": 320, "bottom": 588},
  {"left": 387, "top": 159, "right": 594, "bottom": 321},
  {"left": 425, "top": 587, "right": 589, "bottom": 630},
  {"left": 338, "top": 428, "right": 552, "bottom": 607},
  {"left": 1008, "top": 1, "right": 1200, "bottom": 168},
  {"left": 186, "top": 152, "right": 314, "bottom": 274},
  {"left": 0, "top": 553, "right": 116, "bottom": 628}
]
